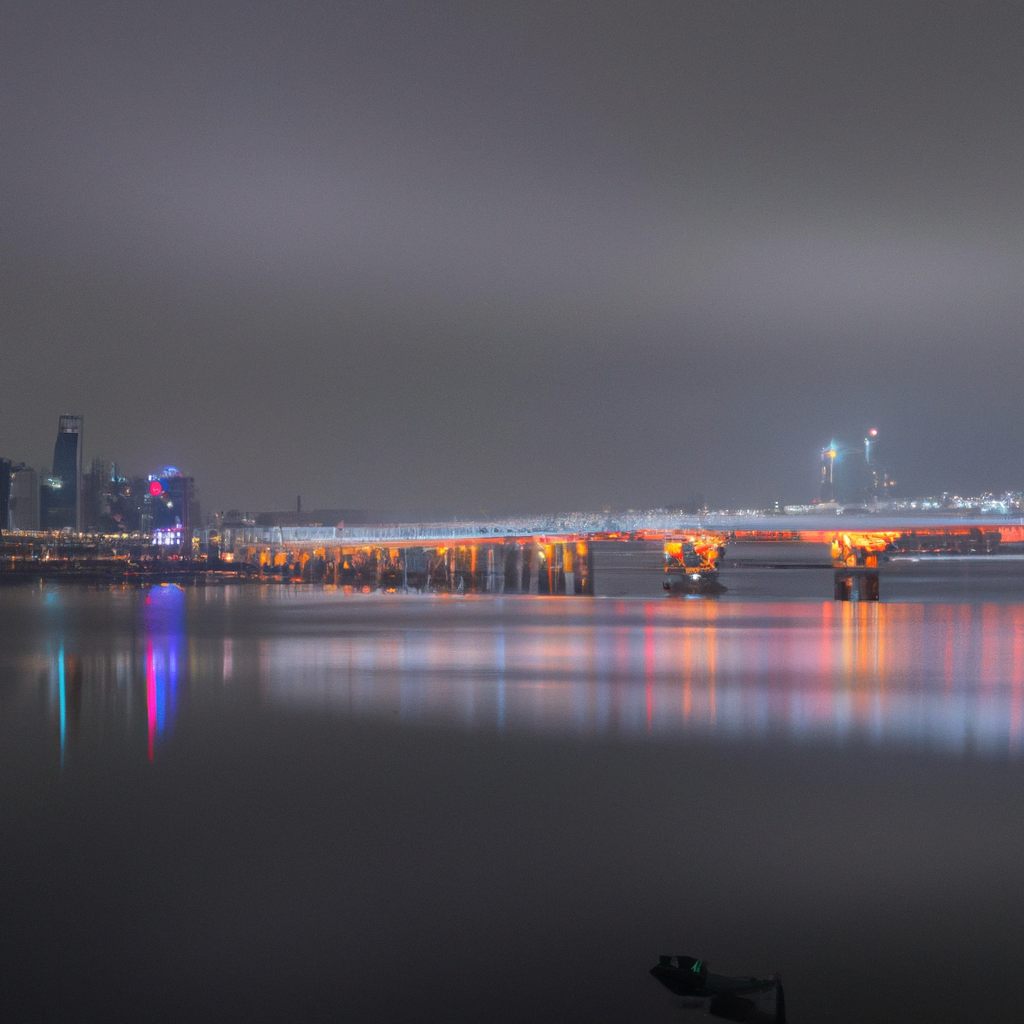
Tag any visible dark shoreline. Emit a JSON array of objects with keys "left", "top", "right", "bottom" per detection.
[{"left": 0, "top": 565, "right": 261, "bottom": 585}]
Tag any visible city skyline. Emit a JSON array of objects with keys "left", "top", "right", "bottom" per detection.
[{"left": 7, "top": 409, "right": 1024, "bottom": 528}]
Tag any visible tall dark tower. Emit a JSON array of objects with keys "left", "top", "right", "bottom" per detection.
[
  {"left": 50, "top": 415, "right": 83, "bottom": 531},
  {"left": 0, "top": 458, "right": 11, "bottom": 536}
]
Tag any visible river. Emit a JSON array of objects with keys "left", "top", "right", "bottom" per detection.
[{"left": 1, "top": 565, "right": 1022, "bottom": 1021}]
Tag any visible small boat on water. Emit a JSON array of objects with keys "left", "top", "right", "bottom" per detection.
[
  {"left": 650, "top": 956, "right": 785, "bottom": 1023},
  {"left": 663, "top": 540, "right": 727, "bottom": 595}
]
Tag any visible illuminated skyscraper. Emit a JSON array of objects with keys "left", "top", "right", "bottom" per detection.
[
  {"left": 45, "top": 415, "right": 83, "bottom": 530},
  {"left": 148, "top": 468, "right": 198, "bottom": 551}
]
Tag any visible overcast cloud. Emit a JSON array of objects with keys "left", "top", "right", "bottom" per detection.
[{"left": 2, "top": 1, "right": 1023, "bottom": 513}]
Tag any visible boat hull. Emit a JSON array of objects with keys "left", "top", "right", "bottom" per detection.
[{"left": 663, "top": 571, "right": 727, "bottom": 595}]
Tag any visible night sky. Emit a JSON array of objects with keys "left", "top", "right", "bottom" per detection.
[{"left": 3, "top": 1, "right": 1023, "bottom": 515}]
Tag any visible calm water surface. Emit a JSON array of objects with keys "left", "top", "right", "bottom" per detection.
[{"left": 2, "top": 565, "right": 1024, "bottom": 1022}]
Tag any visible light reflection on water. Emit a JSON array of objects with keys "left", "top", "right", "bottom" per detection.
[
  {"left": 262, "top": 599, "right": 1024, "bottom": 754},
  {"left": 5, "top": 586, "right": 1024, "bottom": 758},
  {"left": 144, "top": 583, "right": 185, "bottom": 758}
]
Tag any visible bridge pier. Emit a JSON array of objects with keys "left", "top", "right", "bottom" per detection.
[
  {"left": 834, "top": 570, "right": 880, "bottom": 601},
  {"left": 486, "top": 547, "right": 504, "bottom": 593}
]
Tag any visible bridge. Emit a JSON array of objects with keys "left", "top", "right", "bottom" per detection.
[{"left": 208, "top": 512, "right": 1024, "bottom": 596}]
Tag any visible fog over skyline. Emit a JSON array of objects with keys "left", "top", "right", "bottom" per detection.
[{"left": 3, "top": 1, "right": 1023, "bottom": 515}]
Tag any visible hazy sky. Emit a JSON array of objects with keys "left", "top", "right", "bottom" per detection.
[{"left": 2, "top": 1, "right": 1023, "bottom": 514}]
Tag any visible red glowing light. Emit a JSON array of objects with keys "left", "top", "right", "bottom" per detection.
[
  {"left": 149, "top": 480, "right": 163, "bottom": 496},
  {"left": 869, "top": 428, "right": 878, "bottom": 436}
]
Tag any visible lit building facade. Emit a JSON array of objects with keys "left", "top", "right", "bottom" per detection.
[{"left": 147, "top": 468, "right": 198, "bottom": 552}]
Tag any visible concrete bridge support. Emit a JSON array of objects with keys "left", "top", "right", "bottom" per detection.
[
  {"left": 834, "top": 570, "right": 880, "bottom": 601},
  {"left": 225, "top": 534, "right": 592, "bottom": 596}
]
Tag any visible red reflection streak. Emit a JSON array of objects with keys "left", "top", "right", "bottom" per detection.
[
  {"left": 944, "top": 606, "right": 955, "bottom": 691},
  {"left": 146, "top": 639, "right": 156, "bottom": 761},
  {"left": 959, "top": 605, "right": 973, "bottom": 680},
  {"left": 1011, "top": 607, "right": 1024, "bottom": 749},
  {"left": 982, "top": 604, "right": 998, "bottom": 694}
]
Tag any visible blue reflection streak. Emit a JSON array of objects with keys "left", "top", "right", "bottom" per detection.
[{"left": 58, "top": 641, "right": 66, "bottom": 767}]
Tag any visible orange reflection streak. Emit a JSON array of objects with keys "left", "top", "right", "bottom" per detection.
[
  {"left": 644, "top": 606, "right": 654, "bottom": 732},
  {"left": 706, "top": 604, "right": 717, "bottom": 725},
  {"left": 853, "top": 606, "right": 869, "bottom": 726},
  {"left": 820, "top": 601, "right": 834, "bottom": 697},
  {"left": 841, "top": 601, "right": 854, "bottom": 692},
  {"left": 856, "top": 605, "right": 871, "bottom": 680},
  {"left": 876, "top": 604, "right": 886, "bottom": 692}
]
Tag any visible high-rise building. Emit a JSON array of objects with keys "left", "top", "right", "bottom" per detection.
[
  {"left": 82, "top": 457, "right": 113, "bottom": 533},
  {"left": 45, "top": 414, "right": 83, "bottom": 530},
  {"left": 148, "top": 468, "right": 199, "bottom": 551},
  {"left": 9, "top": 464, "right": 39, "bottom": 531},
  {"left": 0, "top": 458, "right": 11, "bottom": 534}
]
